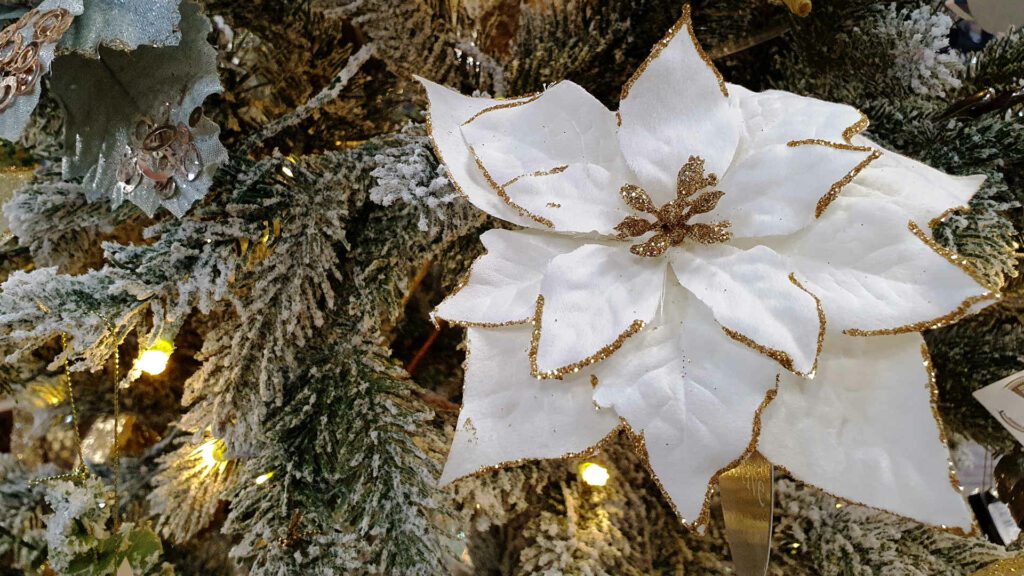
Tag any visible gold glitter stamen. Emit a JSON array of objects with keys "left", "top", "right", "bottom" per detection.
[
  {"left": 787, "top": 139, "right": 881, "bottom": 218},
  {"left": 721, "top": 274, "right": 825, "bottom": 377},
  {"left": 529, "top": 296, "right": 646, "bottom": 380},
  {"left": 620, "top": 5, "right": 728, "bottom": 102},
  {"left": 619, "top": 183, "right": 657, "bottom": 213}
]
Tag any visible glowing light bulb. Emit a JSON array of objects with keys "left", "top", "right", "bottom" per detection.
[
  {"left": 579, "top": 462, "right": 610, "bottom": 487},
  {"left": 255, "top": 471, "right": 274, "bottom": 485},
  {"left": 138, "top": 339, "right": 174, "bottom": 375},
  {"left": 193, "top": 438, "right": 226, "bottom": 473}
]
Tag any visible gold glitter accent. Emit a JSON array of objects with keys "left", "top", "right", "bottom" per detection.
[
  {"left": 907, "top": 220, "right": 1000, "bottom": 291},
  {"left": 927, "top": 205, "right": 971, "bottom": 230},
  {"left": 422, "top": 109, "right": 473, "bottom": 204},
  {"left": 841, "top": 113, "right": 870, "bottom": 142},
  {"left": 620, "top": 5, "right": 728, "bottom": 102},
  {"left": 721, "top": 274, "right": 825, "bottom": 377},
  {"left": 615, "top": 157, "right": 732, "bottom": 257},
  {"left": 501, "top": 165, "right": 568, "bottom": 189},
  {"left": 843, "top": 294, "right": 998, "bottom": 337},
  {"left": 546, "top": 202, "right": 561, "bottom": 208},
  {"left": 590, "top": 375, "right": 598, "bottom": 389},
  {"left": 461, "top": 90, "right": 545, "bottom": 127},
  {"left": 529, "top": 296, "right": 646, "bottom": 380},
  {"left": 432, "top": 249, "right": 533, "bottom": 329},
  {"left": 787, "top": 139, "right": 881, "bottom": 218},
  {"left": 469, "top": 145, "right": 554, "bottom": 228}
]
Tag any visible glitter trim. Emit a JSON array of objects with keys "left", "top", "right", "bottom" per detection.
[
  {"left": 461, "top": 90, "right": 544, "bottom": 127},
  {"left": 501, "top": 165, "right": 568, "bottom": 189},
  {"left": 720, "top": 274, "right": 825, "bottom": 378},
  {"left": 842, "top": 293, "right": 998, "bottom": 337},
  {"left": 927, "top": 206, "right": 971, "bottom": 230},
  {"left": 841, "top": 113, "right": 870, "bottom": 142},
  {"left": 907, "top": 220, "right": 999, "bottom": 291},
  {"left": 786, "top": 139, "right": 881, "bottom": 218},
  {"left": 432, "top": 249, "right": 534, "bottom": 329},
  {"left": 620, "top": 5, "right": 728, "bottom": 102},
  {"left": 423, "top": 109, "right": 472, "bottom": 204},
  {"left": 469, "top": 145, "right": 554, "bottom": 228},
  {"left": 529, "top": 295, "right": 646, "bottom": 380}
]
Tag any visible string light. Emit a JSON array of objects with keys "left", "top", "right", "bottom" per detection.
[
  {"left": 192, "top": 438, "right": 227, "bottom": 477},
  {"left": 579, "top": 462, "right": 610, "bottom": 487},
  {"left": 255, "top": 471, "right": 275, "bottom": 485},
  {"left": 137, "top": 339, "right": 173, "bottom": 375}
]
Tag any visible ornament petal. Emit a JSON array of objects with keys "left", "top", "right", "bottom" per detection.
[
  {"left": 533, "top": 244, "right": 666, "bottom": 378},
  {"left": 840, "top": 138, "right": 986, "bottom": 228},
  {"left": 669, "top": 244, "right": 824, "bottom": 376},
  {"left": 617, "top": 5, "right": 739, "bottom": 204},
  {"left": 440, "top": 325, "right": 619, "bottom": 484},
  {"left": 592, "top": 283, "right": 779, "bottom": 526},
  {"left": 693, "top": 141, "right": 878, "bottom": 237},
  {"left": 729, "top": 85, "right": 868, "bottom": 151},
  {"left": 765, "top": 195, "right": 993, "bottom": 335},
  {"left": 416, "top": 77, "right": 540, "bottom": 228},
  {"left": 759, "top": 332, "right": 973, "bottom": 532},
  {"left": 433, "top": 229, "right": 585, "bottom": 327},
  {"left": 460, "top": 81, "right": 633, "bottom": 234}
]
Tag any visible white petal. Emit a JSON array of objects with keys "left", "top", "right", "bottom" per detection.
[
  {"left": 416, "top": 77, "right": 538, "bottom": 228},
  {"left": 695, "top": 142, "right": 878, "bottom": 237},
  {"left": 461, "top": 81, "right": 633, "bottom": 234},
  {"left": 759, "top": 332, "right": 973, "bottom": 531},
  {"left": 842, "top": 137, "right": 986, "bottom": 228},
  {"left": 441, "top": 325, "right": 619, "bottom": 484},
  {"left": 765, "top": 195, "right": 993, "bottom": 335},
  {"left": 434, "top": 229, "right": 585, "bottom": 326},
  {"left": 730, "top": 86, "right": 867, "bottom": 154},
  {"left": 534, "top": 244, "right": 666, "bottom": 377},
  {"left": 669, "top": 244, "right": 823, "bottom": 375},
  {"left": 617, "top": 6, "right": 739, "bottom": 204},
  {"left": 592, "top": 283, "right": 779, "bottom": 525}
]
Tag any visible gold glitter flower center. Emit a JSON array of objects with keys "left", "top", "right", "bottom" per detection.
[{"left": 614, "top": 156, "right": 732, "bottom": 257}]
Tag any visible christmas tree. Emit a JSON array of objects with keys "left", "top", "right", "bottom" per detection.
[{"left": 0, "top": 0, "right": 1022, "bottom": 574}]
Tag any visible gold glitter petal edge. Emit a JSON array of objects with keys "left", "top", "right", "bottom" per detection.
[
  {"left": 469, "top": 145, "right": 554, "bottom": 228},
  {"left": 927, "top": 205, "right": 971, "bottom": 230},
  {"left": 907, "top": 220, "right": 1000, "bottom": 292},
  {"left": 786, "top": 139, "right": 881, "bottom": 218},
  {"left": 771, "top": 348, "right": 978, "bottom": 538},
  {"left": 460, "top": 90, "right": 546, "bottom": 127},
  {"left": 620, "top": 4, "right": 728, "bottom": 103},
  {"left": 431, "top": 247, "right": 534, "bottom": 329},
  {"left": 529, "top": 295, "right": 646, "bottom": 380},
  {"left": 719, "top": 274, "right": 824, "bottom": 378},
  {"left": 501, "top": 165, "right": 569, "bottom": 189},
  {"left": 841, "top": 113, "right": 870, "bottom": 142},
  {"left": 423, "top": 110, "right": 472, "bottom": 204}
]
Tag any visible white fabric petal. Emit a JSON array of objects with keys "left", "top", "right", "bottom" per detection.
[
  {"left": 592, "top": 283, "right": 779, "bottom": 525},
  {"left": 729, "top": 85, "right": 867, "bottom": 154},
  {"left": 534, "top": 244, "right": 666, "bottom": 377},
  {"left": 669, "top": 244, "right": 823, "bottom": 375},
  {"left": 416, "top": 77, "right": 538, "bottom": 228},
  {"left": 441, "top": 325, "right": 619, "bottom": 483},
  {"left": 461, "top": 81, "right": 633, "bottom": 234},
  {"left": 759, "top": 332, "right": 973, "bottom": 531},
  {"left": 841, "top": 136, "right": 986, "bottom": 228},
  {"left": 617, "top": 6, "right": 739, "bottom": 204},
  {"left": 764, "top": 195, "right": 993, "bottom": 335},
  {"left": 695, "top": 142, "right": 877, "bottom": 237},
  {"left": 433, "top": 229, "right": 586, "bottom": 326}
]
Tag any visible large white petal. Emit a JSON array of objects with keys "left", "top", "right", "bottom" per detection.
[
  {"left": 669, "top": 244, "right": 824, "bottom": 376},
  {"left": 417, "top": 77, "right": 538, "bottom": 228},
  {"left": 441, "top": 325, "right": 619, "bottom": 483},
  {"left": 729, "top": 85, "right": 867, "bottom": 154},
  {"left": 696, "top": 141, "right": 878, "bottom": 237},
  {"left": 841, "top": 137, "right": 986, "bottom": 228},
  {"left": 461, "top": 81, "right": 633, "bottom": 234},
  {"left": 592, "top": 283, "right": 779, "bottom": 526},
  {"left": 759, "top": 332, "right": 973, "bottom": 532},
  {"left": 617, "top": 6, "right": 739, "bottom": 205},
  {"left": 765, "top": 194, "right": 994, "bottom": 335},
  {"left": 433, "top": 229, "right": 585, "bottom": 326},
  {"left": 534, "top": 244, "right": 666, "bottom": 378}
]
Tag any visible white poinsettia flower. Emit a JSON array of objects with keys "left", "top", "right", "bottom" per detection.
[{"left": 418, "top": 6, "right": 999, "bottom": 532}]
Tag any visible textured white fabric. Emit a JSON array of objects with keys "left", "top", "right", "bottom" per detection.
[
  {"left": 416, "top": 77, "right": 537, "bottom": 227},
  {"left": 433, "top": 229, "right": 585, "bottom": 326},
  {"left": 759, "top": 332, "right": 973, "bottom": 531},
  {"left": 617, "top": 11, "right": 739, "bottom": 204},
  {"left": 593, "top": 283, "right": 779, "bottom": 523},
  {"left": 764, "top": 195, "right": 990, "bottom": 334},
  {"left": 729, "top": 85, "right": 866, "bottom": 155},
  {"left": 842, "top": 137, "right": 986, "bottom": 227},
  {"left": 440, "top": 325, "right": 619, "bottom": 483},
  {"left": 535, "top": 244, "right": 667, "bottom": 375},
  {"left": 669, "top": 244, "right": 822, "bottom": 375},
  {"left": 461, "top": 81, "right": 633, "bottom": 234}
]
